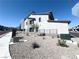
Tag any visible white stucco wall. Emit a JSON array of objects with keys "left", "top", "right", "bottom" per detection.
[
  {"left": 29, "top": 14, "right": 49, "bottom": 24},
  {"left": 24, "top": 14, "right": 49, "bottom": 31},
  {"left": 24, "top": 19, "right": 29, "bottom": 31},
  {"left": 39, "top": 22, "right": 69, "bottom": 34}
]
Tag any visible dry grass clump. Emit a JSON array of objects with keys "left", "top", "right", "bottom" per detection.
[{"left": 57, "top": 39, "right": 69, "bottom": 47}]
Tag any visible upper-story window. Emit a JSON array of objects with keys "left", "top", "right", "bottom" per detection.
[
  {"left": 39, "top": 17, "right": 41, "bottom": 22},
  {"left": 30, "top": 20, "right": 34, "bottom": 24}
]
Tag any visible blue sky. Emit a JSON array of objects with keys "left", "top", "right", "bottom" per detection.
[{"left": 0, "top": 0, "right": 79, "bottom": 28}]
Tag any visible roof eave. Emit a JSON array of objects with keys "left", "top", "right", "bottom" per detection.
[{"left": 47, "top": 20, "right": 71, "bottom": 24}]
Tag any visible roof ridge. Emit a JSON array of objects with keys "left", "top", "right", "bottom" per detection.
[{"left": 31, "top": 11, "right": 52, "bottom": 14}]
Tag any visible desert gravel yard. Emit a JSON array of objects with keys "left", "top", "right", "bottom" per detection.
[{"left": 9, "top": 32, "right": 79, "bottom": 59}]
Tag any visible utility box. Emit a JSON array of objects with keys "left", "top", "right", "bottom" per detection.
[{"left": 60, "top": 34, "right": 71, "bottom": 40}]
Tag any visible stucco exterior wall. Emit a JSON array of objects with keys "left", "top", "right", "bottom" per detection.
[
  {"left": 39, "top": 22, "right": 69, "bottom": 34},
  {"left": 24, "top": 19, "right": 29, "bottom": 31},
  {"left": 29, "top": 14, "right": 49, "bottom": 24},
  {"left": 24, "top": 14, "right": 49, "bottom": 32},
  {"left": 22, "top": 14, "right": 69, "bottom": 34}
]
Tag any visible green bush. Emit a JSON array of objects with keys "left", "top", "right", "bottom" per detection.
[
  {"left": 77, "top": 43, "right": 79, "bottom": 47},
  {"left": 60, "top": 34, "right": 71, "bottom": 40},
  {"left": 57, "top": 40, "right": 69, "bottom": 47}
]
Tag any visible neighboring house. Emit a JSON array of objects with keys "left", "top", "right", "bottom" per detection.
[{"left": 21, "top": 11, "right": 70, "bottom": 35}]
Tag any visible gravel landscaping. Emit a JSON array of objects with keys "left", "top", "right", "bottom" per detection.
[{"left": 9, "top": 32, "right": 79, "bottom": 59}]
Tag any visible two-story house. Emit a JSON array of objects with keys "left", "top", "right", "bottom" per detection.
[{"left": 21, "top": 11, "right": 70, "bottom": 35}]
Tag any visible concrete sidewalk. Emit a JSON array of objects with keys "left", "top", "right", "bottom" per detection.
[{"left": 0, "top": 32, "right": 12, "bottom": 59}]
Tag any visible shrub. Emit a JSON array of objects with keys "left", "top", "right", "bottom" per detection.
[
  {"left": 77, "top": 43, "right": 79, "bottom": 47},
  {"left": 39, "top": 33, "right": 45, "bottom": 36},
  {"left": 57, "top": 40, "right": 69, "bottom": 47},
  {"left": 32, "top": 42, "right": 40, "bottom": 49},
  {"left": 43, "top": 37, "right": 45, "bottom": 39}
]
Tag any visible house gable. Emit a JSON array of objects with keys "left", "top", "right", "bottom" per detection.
[
  {"left": 23, "top": 11, "right": 54, "bottom": 22},
  {"left": 31, "top": 11, "right": 54, "bottom": 20}
]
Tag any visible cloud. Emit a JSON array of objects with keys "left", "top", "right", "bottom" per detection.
[{"left": 72, "top": 2, "right": 79, "bottom": 17}]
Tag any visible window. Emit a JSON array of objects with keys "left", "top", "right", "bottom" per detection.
[
  {"left": 30, "top": 21, "right": 32, "bottom": 24},
  {"left": 39, "top": 18, "right": 41, "bottom": 22},
  {"left": 30, "top": 21, "right": 34, "bottom": 24}
]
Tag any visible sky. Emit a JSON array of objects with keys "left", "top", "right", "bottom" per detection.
[{"left": 0, "top": 0, "right": 79, "bottom": 28}]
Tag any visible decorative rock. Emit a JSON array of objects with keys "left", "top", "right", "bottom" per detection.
[
  {"left": 9, "top": 42, "right": 16, "bottom": 45},
  {"left": 19, "top": 40, "right": 27, "bottom": 42}
]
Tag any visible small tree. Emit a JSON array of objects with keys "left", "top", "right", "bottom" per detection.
[{"left": 32, "top": 24, "right": 39, "bottom": 32}]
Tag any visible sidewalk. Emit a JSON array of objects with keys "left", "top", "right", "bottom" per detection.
[{"left": 0, "top": 32, "right": 12, "bottom": 59}]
